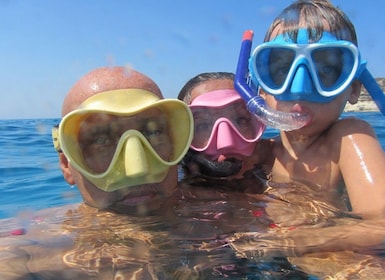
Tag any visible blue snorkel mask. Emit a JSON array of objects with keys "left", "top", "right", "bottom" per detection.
[
  {"left": 249, "top": 29, "right": 367, "bottom": 103},
  {"left": 235, "top": 29, "right": 385, "bottom": 131}
]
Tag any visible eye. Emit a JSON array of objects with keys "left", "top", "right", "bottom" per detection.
[
  {"left": 273, "top": 64, "right": 292, "bottom": 85},
  {"left": 193, "top": 112, "right": 213, "bottom": 133},
  {"left": 235, "top": 116, "right": 252, "bottom": 127},
  {"left": 230, "top": 103, "right": 253, "bottom": 127},
  {"left": 194, "top": 121, "right": 211, "bottom": 133},
  {"left": 141, "top": 119, "right": 167, "bottom": 140},
  {"left": 268, "top": 49, "right": 295, "bottom": 86},
  {"left": 143, "top": 129, "right": 162, "bottom": 138},
  {"left": 92, "top": 134, "right": 113, "bottom": 145},
  {"left": 79, "top": 123, "right": 121, "bottom": 149},
  {"left": 312, "top": 48, "right": 343, "bottom": 87},
  {"left": 316, "top": 62, "right": 342, "bottom": 87},
  {"left": 319, "top": 63, "right": 341, "bottom": 75},
  {"left": 86, "top": 130, "right": 116, "bottom": 147}
]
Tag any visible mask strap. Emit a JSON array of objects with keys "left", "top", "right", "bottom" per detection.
[{"left": 358, "top": 67, "right": 385, "bottom": 115}]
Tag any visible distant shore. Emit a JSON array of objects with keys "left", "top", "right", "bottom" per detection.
[
  {"left": 344, "top": 77, "right": 384, "bottom": 112},
  {"left": 344, "top": 98, "right": 379, "bottom": 112}
]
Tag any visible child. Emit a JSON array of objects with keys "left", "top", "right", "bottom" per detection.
[
  {"left": 178, "top": 72, "right": 274, "bottom": 192},
  {"left": 236, "top": 0, "right": 385, "bottom": 218}
]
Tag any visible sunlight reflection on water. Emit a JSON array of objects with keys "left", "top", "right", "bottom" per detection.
[{"left": 0, "top": 114, "right": 385, "bottom": 278}]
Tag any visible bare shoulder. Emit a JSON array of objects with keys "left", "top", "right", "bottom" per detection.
[{"left": 328, "top": 117, "right": 376, "bottom": 137}]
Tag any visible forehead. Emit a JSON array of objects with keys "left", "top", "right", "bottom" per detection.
[
  {"left": 62, "top": 69, "right": 162, "bottom": 116},
  {"left": 190, "top": 79, "right": 234, "bottom": 103},
  {"left": 268, "top": 20, "right": 332, "bottom": 42}
]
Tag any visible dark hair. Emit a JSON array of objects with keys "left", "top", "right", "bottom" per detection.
[
  {"left": 265, "top": 0, "right": 357, "bottom": 45},
  {"left": 178, "top": 72, "right": 235, "bottom": 104}
]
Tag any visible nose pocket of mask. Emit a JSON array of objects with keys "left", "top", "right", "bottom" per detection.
[
  {"left": 124, "top": 137, "right": 149, "bottom": 177},
  {"left": 290, "top": 65, "right": 315, "bottom": 95},
  {"left": 216, "top": 122, "right": 237, "bottom": 150}
]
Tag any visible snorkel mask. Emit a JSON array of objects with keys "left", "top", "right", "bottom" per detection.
[
  {"left": 52, "top": 89, "right": 193, "bottom": 192},
  {"left": 189, "top": 89, "right": 265, "bottom": 160},
  {"left": 235, "top": 30, "right": 385, "bottom": 131},
  {"left": 249, "top": 29, "right": 366, "bottom": 103}
]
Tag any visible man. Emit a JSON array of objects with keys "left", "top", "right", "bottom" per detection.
[{"left": 54, "top": 66, "right": 193, "bottom": 214}]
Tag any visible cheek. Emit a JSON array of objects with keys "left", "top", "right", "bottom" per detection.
[
  {"left": 152, "top": 137, "right": 173, "bottom": 161},
  {"left": 263, "top": 94, "right": 279, "bottom": 109},
  {"left": 157, "top": 150, "right": 171, "bottom": 162},
  {"left": 160, "top": 166, "right": 178, "bottom": 196},
  {"left": 84, "top": 154, "right": 111, "bottom": 173},
  {"left": 68, "top": 167, "right": 117, "bottom": 208},
  {"left": 82, "top": 179, "right": 118, "bottom": 208},
  {"left": 83, "top": 147, "right": 115, "bottom": 173}
]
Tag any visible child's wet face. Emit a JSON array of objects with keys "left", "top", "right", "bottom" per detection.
[
  {"left": 192, "top": 100, "right": 258, "bottom": 149},
  {"left": 262, "top": 23, "right": 358, "bottom": 131}
]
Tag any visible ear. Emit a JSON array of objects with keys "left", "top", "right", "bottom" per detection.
[
  {"left": 59, "top": 153, "right": 75, "bottom": 185},
  {"left": 347, "top": 80, "right": 361, "bottom": 104},
  {"left": 259, "top": 88, "right": 268, "bottom": 100}
]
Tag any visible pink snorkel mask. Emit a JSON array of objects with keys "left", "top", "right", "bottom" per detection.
[{"left": 189, "top": 89, "right": 266, "bottom": 160}]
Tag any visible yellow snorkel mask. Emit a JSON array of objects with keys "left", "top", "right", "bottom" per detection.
[{"left": 52, "top": 89, "right": 193, "bottom": 192}]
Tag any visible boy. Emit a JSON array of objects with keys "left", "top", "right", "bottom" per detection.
[{"left": 236, "top": 0, "right": 385, "bottom": 218}]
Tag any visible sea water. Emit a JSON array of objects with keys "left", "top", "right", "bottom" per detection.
[
  {"left": 0, "top": 118, "right": 82, "bottom": 219},
  {"left": 0, "top": 112, "right": 384, "bottom": 279},
  {"left": 2, "top": 112, "right": 383, "bottom": 218}
]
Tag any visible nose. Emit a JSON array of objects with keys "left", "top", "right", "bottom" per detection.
[
  {"left": 124, "top": 137, "right": 149, "bottom": 176},
  {"left": 290, "top": 65, "right": 315, "bottom": 97}
]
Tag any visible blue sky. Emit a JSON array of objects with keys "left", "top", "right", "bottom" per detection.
[{"left": 1, "top": 0, "right": 384, "bottom": 119}]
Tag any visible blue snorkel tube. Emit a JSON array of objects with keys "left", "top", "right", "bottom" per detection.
[
  {"left": 234, "top": 30, "right": 310, "bottom": 131},
  {"left": 359, "top": 68, "right": 385, "bottom": 115}
]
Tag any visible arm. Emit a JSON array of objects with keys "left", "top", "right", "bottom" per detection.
[
  {"left": 338, "top": 118, "right": 385, "bottom": 218},
  {"left": 230, "top": 218, "right": 385, "bottom": 258}
]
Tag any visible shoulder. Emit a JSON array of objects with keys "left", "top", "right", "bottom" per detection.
[{"left": 329, "top": 117, "right": 376, "bottom": 137}]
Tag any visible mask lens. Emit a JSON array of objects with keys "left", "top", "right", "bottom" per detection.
[
  {"left": 78, "top": 113, "right": 122, "bottom": 174},
  {"left": 191, "top": 100, "right": 261, "bottom": 149},
  {"left": 311, "top": 47, "right": 351, "bottom": 91},
  {"left": 253, "top": 44, "right": 358, "bottom": 98},
  {"left": 69, "top": 109, "right": 172, "bottom": 174},
  {"left": 249, "top": 30, "right": 363, "bottom": 102},
  {"left": 268, "top": 48, "right": 296, "bottom": 88},
  {"left": 254, "top": 47, "right": 296, "bottom": 90}
]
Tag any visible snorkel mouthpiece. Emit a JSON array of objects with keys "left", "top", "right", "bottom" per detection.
[{"left": 234, "top": 30, "right": 310, "bottom": 131}]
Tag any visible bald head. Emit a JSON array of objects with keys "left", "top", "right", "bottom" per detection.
[{"left": 62, "top": 66, "right": 162, "bottom": 116}]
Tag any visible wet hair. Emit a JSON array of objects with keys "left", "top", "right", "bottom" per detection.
[
  {"left": 177, "top": 72, "right": 235, "bottom": 104},
  {"left": 264, "top": 0, "right": 358, "bottom": 45}
]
